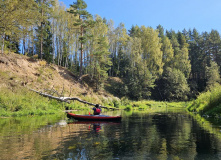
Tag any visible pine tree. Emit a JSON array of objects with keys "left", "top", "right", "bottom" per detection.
[
  {"left": 69, "top": 0, "right": 93, "bottom": 76},
  {"left": 35, "top": 20, "right": 53, "bottom": 62},
  {"left": 209, "top": 30, "right": 221, "bottom": 68}
]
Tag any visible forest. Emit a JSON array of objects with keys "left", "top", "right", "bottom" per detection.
[{"left": 1, "top": 0, "right": 221, "bottom": 101}]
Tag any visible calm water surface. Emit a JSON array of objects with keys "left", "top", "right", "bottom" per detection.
[{"left": 1, "top": 108, "right": 221, "bottom": 160}]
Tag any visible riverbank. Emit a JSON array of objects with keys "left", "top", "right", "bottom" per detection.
[
  {"left": 0, "top": 85, "right": 187, "bottom": 117},
  {"left": 0, "top": 87, "right": 90, "bottom": 117},
  {"left": 187, "top": 84, "right": 221, "bottom": 116},
  {"left": 0, "top": 52, "right": 121, "bottom": 117}
]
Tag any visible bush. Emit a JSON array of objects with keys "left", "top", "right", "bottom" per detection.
[
  {"left": 125, "top": 105, "right": 132, "bottom": 111},
  {"left": 113, "top": 99, "right": 120, "bottom": 108},
  {"left": 187, "top": 84, "right": 221, "bottom": 115}
]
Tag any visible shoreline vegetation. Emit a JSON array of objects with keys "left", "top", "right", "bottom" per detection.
[
  {"left": 0, "top": 84, "right": 188, "bottom": 117},
  {"left": 1, "top": 83, "right": 220, "bottom": 118},
  {"left": 187, "top": 84, "right": 221, "bottom": 116},
  {"left": 0, "top": 78, "right": 220, "bottom": 117}
]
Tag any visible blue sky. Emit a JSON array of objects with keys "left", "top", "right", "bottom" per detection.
[{"left": 60, "top": 0, "right": 221, "bottom": 34}]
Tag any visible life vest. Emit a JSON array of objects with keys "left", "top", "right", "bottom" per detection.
[{"left": 94, "top": 108, "right": 101, "bottom": 115}]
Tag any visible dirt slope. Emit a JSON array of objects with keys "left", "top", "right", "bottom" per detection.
[{"left": 0, "top": 53, "right": 115, "bottom": 103}]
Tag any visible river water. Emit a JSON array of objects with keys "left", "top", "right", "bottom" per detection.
[{"left": 1, "top": 108, "right": 221, "bottom": 160}]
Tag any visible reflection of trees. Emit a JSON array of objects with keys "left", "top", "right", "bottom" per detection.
[
  {"left": 190, "top": 116, "right": 221, "bottom": 159},
  {"left": 0, "top": 115, "right": 64, "bottom": 160},
  {"left": 152, "top": 114, "right": 197, "bottom": 159},
  {"left": 49, "top": 112, "right": 221, "bottom": 160},
  {"left": 1, "top": 112, "right": 221, "bottom": 159}
]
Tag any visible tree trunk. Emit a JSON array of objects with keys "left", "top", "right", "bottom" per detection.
[
  {"left": 40, "top": 22, "right": 43, "bottom": 59},
  {"left": 52, "top": 19, "right": 55, "bottom": 64},
  {"left": 30, "top": 89, "right": 120, "bottom": 110},
  {"left": 1, "top": 32, "right": 5, "bottom": 54},
  {"left": 23, "top": 36, "right": 26, "bottom": 55},
  {"left": 80, "top": 25, "right": 83, "bottom": 77},
  {"left": 56, "top": 36, "right": 59, "bottom": 65},
  {"left": 40, "top": 0, "right": 44, "bottom": 60}
]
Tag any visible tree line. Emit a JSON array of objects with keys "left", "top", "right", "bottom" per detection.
[{"left": 1, "top": 0, "right": 220, "bottom": 101}]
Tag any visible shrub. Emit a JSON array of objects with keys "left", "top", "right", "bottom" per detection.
[{"left": 187, "top": 84, "right": 221, "bottom": 115}]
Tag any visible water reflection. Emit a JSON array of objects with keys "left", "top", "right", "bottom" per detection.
[{"left": 1, "top": 110, "right": 221, "bottom": 159}]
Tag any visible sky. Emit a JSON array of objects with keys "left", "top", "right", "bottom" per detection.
[{"left": 60, "top": 0, "right": 221, "bottom": 34}]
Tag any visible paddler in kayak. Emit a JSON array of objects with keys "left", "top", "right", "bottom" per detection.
[{"left": 93, "top": 104, "right": 102, "bottom": 115}]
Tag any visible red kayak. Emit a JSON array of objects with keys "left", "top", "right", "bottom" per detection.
[{"left": 67, "top": 113, "right": 122, "bottom": 121}]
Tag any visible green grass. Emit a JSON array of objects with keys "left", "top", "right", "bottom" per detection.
[
  {"left": 187, "top": 84, "right": 221, "bottom": 116},
  {"left": 0, "top": 87, "right": 89, "bottom": 117},
  {"left": 118, "top": 100, "right": 188, "bottom": 112}
]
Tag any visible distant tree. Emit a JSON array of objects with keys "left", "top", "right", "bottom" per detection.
[
  {"left": 140, "top": 26, "right": 163, "bottom": 78},
  {"left": 128, "top": 25, "right": 141, "bottom": 38},
  {"left": 205, "top": 61, "right": 220, "bottom": 90},
  {"left": 189, "top": 28, "right": 202, "bottom": 79},
  {"left": 35, "top": 0, "right": 54, "bottom": 59},
  {"left": 87, "top": 15, "right": 112, "bottom": 90},
  {"left": 106, "top": 19, "right": 117, "bottom": 76},
  {"left": 112, "top": 23, "right": 130, "bottom": 77},
  {"left": 163, "top": 67, "right": 190, "bottom": 101},
  {"left": 35, "top": 20, "right": 53, "bottom": 63},
  {"left": 182, "top": 28, "right": 190, "bottom": 42},
  {"left": 0, "top": 0, "right": 39, "bottom": 54},
  {"left": 156, "top": 24, "right": 164, "bottom": 38},
  {"left": 42, "top": 21, "right": 53, "bottom": 63},
  {"left": 125, "top": 37, "right": 155, "bottom": 100},
  {"left": 168, "top": 31, "right": 191, "bottom": 78},
  {"left": 177, "top": 32, "right": 191, "bottom": 77},
  {"left": 209, "top": 30, "right": 221, "bottom": 68}
]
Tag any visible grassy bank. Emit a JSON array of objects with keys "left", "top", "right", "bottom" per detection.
[
  {"left": 0, "top": 87, "right": 91, "bottom": 117},
  {"left": 0, "top": 86, "right": 188, "bottom": 117},
  {"left": 118, "top": 100, "right": 188, "bottom": 111},
  {"left": 187, "top": 84, "right": 221, "bottom": 116}
]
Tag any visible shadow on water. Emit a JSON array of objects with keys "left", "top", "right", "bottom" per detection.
[{"left": 1, "top": 109, "right": 221, "bottom": 159}]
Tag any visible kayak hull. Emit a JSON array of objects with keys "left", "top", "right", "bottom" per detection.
[{"left": 67, "top": 113, "right": 122, "bottom": 121}]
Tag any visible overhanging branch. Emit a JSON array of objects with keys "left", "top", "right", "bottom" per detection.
[{"left": 30, "top": 89, "right": 119, "bottom": 110}]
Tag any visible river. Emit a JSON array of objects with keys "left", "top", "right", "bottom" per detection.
[{"left": 1, "top": 108, "right": 221, "bottom": 160}]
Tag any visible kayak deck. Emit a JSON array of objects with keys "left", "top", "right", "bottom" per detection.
[{"left": 67, "top": 113, "right": 122, "bottom": 121}]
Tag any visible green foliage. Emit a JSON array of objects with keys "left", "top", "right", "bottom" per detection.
[
  {"left": 124, "top": 105, "right": 132, "bottom": 111},
  {"left": 121, "top": 100, "right": 187, "bottom": 113},
  {"left": 35, "top": 20, "right": 53, "bottom": 62},
  {"left": 140, "top": 26, "right": 163, "bottom": 77},
  {"left": 112, "top": 99, "right": 120, "bottom": 108},
  {"left": 163, "top": 67, "right": 190, "bottom": 101},
  {"left": 205, "top": 61, "right": 220, "bottom": 90},
  {"left": 187, "top": 84, "right": 221, "bottom": 115}
]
